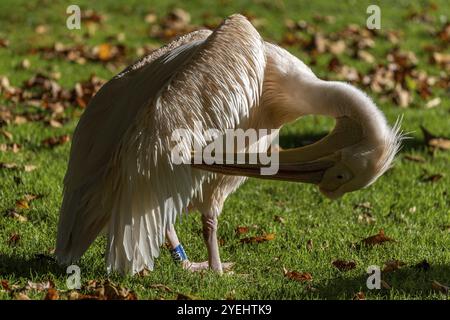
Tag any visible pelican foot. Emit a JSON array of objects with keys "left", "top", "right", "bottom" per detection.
[{"left": 182, "top": 260, "right": 234, "bottom": 273}]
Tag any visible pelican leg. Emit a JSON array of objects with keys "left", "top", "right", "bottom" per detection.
[
  {"left": 202, "top": 214, "right": 222, "bottom": 273},
  {"left": 166, "top": 217, "right": 233, "bottom": 273}
]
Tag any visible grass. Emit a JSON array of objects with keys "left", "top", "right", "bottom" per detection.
[{"left": 0, "top": 0, "right": 449, "bottom": 300}]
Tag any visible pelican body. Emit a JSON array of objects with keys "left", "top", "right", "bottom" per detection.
[{"left": 56, "top": 15, "right": 401, "bottom": 274}]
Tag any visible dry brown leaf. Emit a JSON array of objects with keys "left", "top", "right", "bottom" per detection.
[
  {"left": 394, "top": 86, "right": 412, "bottom": 108},
  {"left": 235, "top": 226, "right": 249, "bottom": 235},
  {"left": 240, "top": 233, "right": 275, "bottom": 244},
  {"left": 48, "top": 119, "right": 63, "bottom": 128},
  {"left": 44, "top": 288, "right": 59, "bottom": 300},
  {"left": 24, "top": 164, "right": 37, "bottom": 172},
  {"left": 144, "top": 12, "right": 157, "bottom": 24},
  {"left": 97, "top": 43, "right": 112, "bottom": 61},
  {"left": 23, "top": 194, "right": 43, "bottom": 202},
  {"left": 16, "top": 199, "right": 29, "bottom": 209},
  {"left": 5, "top": 210, "right": 28, "bottom": 222},
  {"left": 42, "top": 135, "right": 70, "bottom": 148},
  {"left": 0, "top": 38, "right": 9, "bottom": 48},
  {"left": 0, "top": 162, "right": 19, "bottom": 170},
  {"left": 68, "top": 291, "right": 101, "bottom": 300},
  {"left": 14, "top": 292, "right": 31, "bottom": 300},
  {"left": 0, "top": 129, "right": 13, "bottom": 140},
  {"left": 353, "top": 291, "right": 366, "bottom": 300},
  {"left": 425, "top": 97, "right": 441, "bottom": 109},
  {"left": 432, "top": 52, "right": 450, "bottom": 65},
  {"left": 420, "top": 173, "right": 443, "bottom": 183},
  {"left": 149, "top": 284, "right": 173, "bottom": 292},
  {"left": 328, "top": 40, "right": 346, "bottom": 55},
  {"left": 332, "top": 259, "right": 357, "bottom": 271},
  {"left": 361, "top": 229, "right": 394, "bottom": 246},
  {"left": 431, "top": 280, "right": 449, "bottom": 294},
  {"left": 358, "top": 50, "right": 375, "bottom": 63},
  {"left": 1, "top": 280, "right": 10, "bottom": 291},
  {"left": 73, "top": 280, "right": 138, "bottom": 300},
  {"left": 382, "top": 259, "right": 406, "bottom": 273},
  {"left": 381, "top": 280, "right": 391, "bottom": 290},
  {"left": 404, "top": 154, "right": 426, "bottom": 163},
  {"left": 283, "top": 268, "right": 313, "bottom": 282},
  {"left": 421, "top": 126, "right": 450, "bottom": 151},
  {"left": 429, "top": 138, "right": 450, "bottom": 150},
  {"left": 306, "top": 239, "right": 313, "bottom": 251},
  {"left": 8, "top": 233, "right": 21, "bottom": 246}
]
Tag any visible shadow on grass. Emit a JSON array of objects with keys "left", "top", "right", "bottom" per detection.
[
  {"left": 0, "top": 253, "right": 66, "bottom": 278},
  {"left": 273, "top": 265, "right": 450, "bottom": 300},
  {"left": 312, "top": 264, "right": 450, "bottom": 299},
  {"left": 280, "top": 132, "right": 425, "bottom": 152}
]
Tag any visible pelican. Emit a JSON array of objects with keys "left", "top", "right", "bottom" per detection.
[{"left": 55, "top": 14, "right": 402, "bottom": 274}]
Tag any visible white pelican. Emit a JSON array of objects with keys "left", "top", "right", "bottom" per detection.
[{"left": 55, "top": 14, "right": 402, "bottom": 274}]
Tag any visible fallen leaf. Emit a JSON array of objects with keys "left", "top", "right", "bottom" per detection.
[
  {"left": 358, "top": 50, "right": 375, "bottom": 63},
  {"left": 8, "top": 233, "right": 20, "bottom": 246},
  {"left": 240, "top": 233, "right": 275, "bottom": 244},
  {"left": 15, "top": 199, "right": 29, "bottom": 209},
  {"left": 14, "top": 292, "right": 31, "bottom": 300},
  {"left": 382, "top": 259, "right": 406, "bottom": 273},
  {"left": 0, "top": 162, "right": 19, "bottom": 170},
  {"left": 235, "top": 226, "right": 249, "bottom": 235},
  {"left": 361, "top": 229, "right": 394, "bottom": 246},
  {"left": 421, "top": 126, "right": 450, "bottom": 151},
  {"left": 283, "top": 268, "right": 313, "bottom": 282},
  {"left": 42, "top": 135, "right": 70, "bottom": 148},
  {"left": 68, "top": 291, "right": 101, "bottom": 300},
  {"left": 306, "top": 239, "right": 313, "bottom": 251},
  {"left": 381, "top": 280, "right": 391, "bottom": 289},
  {"left": 44, "top": 288, "right": 59, "bottom": 300},
  {"left": 431, "top": 280, "right": 449, "bottom": 294},
  {"left": 332, "top": 259, "right": 357, "bottom": 271},
  {"left": 97, "top": 43, "right": 113, "bottom": 61},
  {"left": 429, "top": 138, "right": 450, "bottom": 151},
  {"left": 404, "top": 154, "right": 426, "bottom": 163},
  {"left": 73, "top": 280, "right": 137, "bottom": 300},
  {"left": 0, "top": 129, "right": 13, "bottom": 140},
  {"left": 23, "top": 194, "right": 43, "bottom": 202},
  {"left": 149, "top": 284, "right": 173, "bottom": 292},
  {"left": 394, "top": 85, "right": 412, "bottom": 108},
  {"left": 425, "top": 97, "right": 441, "bottom": 109},
  {"left": 5, "top": 210, "right": 28, "bottom": 222},
  {"left": 24, "top": 164, "right": 38, "bottom": 172},
  {"left": 1, "top": 280, "right": 10, "bottom": 291},
  {"left": 353, "top": 291, "right": 365, "bottom": 300},
  {"left": 420, "top": 173, "right": 443, "bottom": 183}
]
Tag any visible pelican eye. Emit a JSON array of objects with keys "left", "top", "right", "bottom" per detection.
[{"left": 337, "top": 174, "right": 344, "bottom": 179}]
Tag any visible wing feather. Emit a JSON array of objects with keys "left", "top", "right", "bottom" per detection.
[{"left": 56, "top": 14, "right": 266, "bottom": 274}]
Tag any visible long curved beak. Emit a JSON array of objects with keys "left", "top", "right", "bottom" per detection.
[
  {"left": 189, "top": 116, "right": 361, "bottom": 184},
  {"left": 191, "top": 151, "right": 336, "bottom": 184}
]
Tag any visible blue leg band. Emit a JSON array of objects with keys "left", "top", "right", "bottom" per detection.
[{"left": 170, "top": 244, "right": 188, "bottom": 262}]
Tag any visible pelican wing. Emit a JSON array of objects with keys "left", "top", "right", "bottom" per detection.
[{"left": 56, "top": 14, "right": 266, "bottom": 274}]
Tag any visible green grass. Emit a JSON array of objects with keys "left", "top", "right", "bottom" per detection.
[{"left": 0, "top": 0, "right": 449, "bottom": 300}]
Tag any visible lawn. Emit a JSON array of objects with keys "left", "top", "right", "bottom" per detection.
[{"left": 0, "top": 0, "right": 449, "bottom": 300}]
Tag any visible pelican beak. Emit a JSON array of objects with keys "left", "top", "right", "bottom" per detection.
[{"left": 190, "top": 152, "right": 336, "bottom": 185}]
